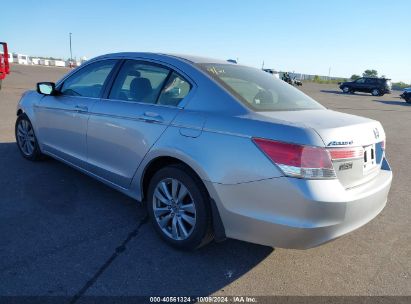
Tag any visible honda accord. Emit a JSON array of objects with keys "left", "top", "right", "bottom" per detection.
[{"left": 15, "top": 53, "right": 392, "bottom": 250}]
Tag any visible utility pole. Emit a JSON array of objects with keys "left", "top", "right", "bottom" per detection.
[
  {"left": 69, "top": 32, "right": 73, "bottom": 67},
  {"left": 328, "top": 66, "right": 331, "bottom": 81}
]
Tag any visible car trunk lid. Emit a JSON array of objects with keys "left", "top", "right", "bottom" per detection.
[{"left": 256, "top": 109, "right": 386, "bottom": 188}]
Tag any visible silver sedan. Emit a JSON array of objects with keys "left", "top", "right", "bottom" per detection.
[{"left": 15, "top": 53, "right": 392, "bottom": 250}]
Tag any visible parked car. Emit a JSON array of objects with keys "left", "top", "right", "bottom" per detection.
[
  {"left": 282, "top": 72, "right": 302, "bottom": 86},
  {"left": 400, "top": 88, "right": 411, "bottom": 103},
  {"left": 294, "top": 79, "right": 303, "bottom": 86},
  {"left": 339, "top": 77, "right": 392, "bottom": 96},
  {"left": 15, "top": 53, "right": 392, "bottom": 250}
]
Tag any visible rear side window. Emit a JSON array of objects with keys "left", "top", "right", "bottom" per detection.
[
  {"left": 109, "top": 60, "right": 170, "bottom": 104},
  {"left": 60, "top": 60, "right": 117, "bottom": 98},
  {"left": 365, "top": 78, "right": 377, "bottom": 84},
  {"left": 199, "top": 63, "right": 323, "bottom": 111},
  {"left": 157, "top": 72, "right": 191, "bottom": 106}
]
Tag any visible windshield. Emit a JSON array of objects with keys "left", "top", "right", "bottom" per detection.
[{"left": 199, "top": 63, "right": 324, "bottom": 111}]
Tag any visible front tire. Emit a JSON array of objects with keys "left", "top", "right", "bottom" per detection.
[
  {"left": 342, "top": 86, "right": 351, "bottom": 94},
  {"left": 15, "top": 114, "right": 44, "bottom": 161},
  {"left": 147, "top": 164, "right": 213, "bottom": 250}
]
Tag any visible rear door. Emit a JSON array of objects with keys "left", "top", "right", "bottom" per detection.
[
  {"left": 365, "top": 78, "right": 377, "bottom": 92},
  {"left": 86, "top": 60, "right": 192, "bottom": 188},
  {"left": 35, "top": 59, "right": 118, "bottom": 168}
]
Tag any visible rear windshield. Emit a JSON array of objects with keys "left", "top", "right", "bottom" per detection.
[{"left": 198, "top": 63, "right": 324, "bottom": 111}]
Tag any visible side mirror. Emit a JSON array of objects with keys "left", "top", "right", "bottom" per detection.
[{"left": 37, "top": 82, "right": 56, "bottom": 95}]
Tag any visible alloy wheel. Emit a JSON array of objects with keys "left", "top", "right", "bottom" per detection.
[
  {"left": 372, "top": 89, "right": 379, "bottom": 96},
  {"left": 152, "top": 178, "right": 197, "bottom": 241},
  {"left": 16, "top": 119, "right": 36, "bottom": 156}
]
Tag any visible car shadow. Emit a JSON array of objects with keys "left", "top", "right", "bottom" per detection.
[
  {"left": 320, "top": 90, "right": 371, "bottom": 96},
  {"left": 373, "top": 99, "right": 411, "bottom": 106},
  {"left": 0, "top": 142, "right": 273, "bottom": 296}
]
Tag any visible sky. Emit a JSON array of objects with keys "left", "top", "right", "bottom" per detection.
[{"left": 2, "top": 0, "right": 410, "bottom": 82}]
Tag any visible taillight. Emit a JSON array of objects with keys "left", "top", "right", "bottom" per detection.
[
  {"left": 328, "top": 147, "right": 364, "bottom": 160},
  {"left": 252, "top": 138, "right": 336, "bottom": 179}
]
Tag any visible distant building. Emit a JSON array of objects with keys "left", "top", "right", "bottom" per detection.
[
  {"left": 7, "top": 50, "right": 86, "bottom": 67},
  {"left": 12, "top": 53, "right": 29, "bottom": 65},
  {"left": 31, "top": 58, "right": 41, "bottom": 65},
  {"left": 53, "top": 60, "right": 66, "bottom": 67},
  {"left": 39, "top": 59, "right": 50, "bottom": 66}
]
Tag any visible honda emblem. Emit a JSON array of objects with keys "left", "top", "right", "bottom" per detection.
[{"left": 373, "top": 128, "right": 380, "bottom": 139}]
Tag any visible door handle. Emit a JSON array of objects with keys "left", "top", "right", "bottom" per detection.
[
  {"left": 75, "top": 105, "right": 88, "bottom": 112},
  {"left": 139, "top": 111, "right": 163, "bottom": 123}
]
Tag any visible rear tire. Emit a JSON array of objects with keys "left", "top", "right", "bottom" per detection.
[
  {"left": 147, "top": 164, "right": 213, "bottom": 250},
  {"left": 15, "top": 114, "right": 44, "bottom": 161},
  {"left": 371, "top": 88, "right": 381, "bottom": 96}
]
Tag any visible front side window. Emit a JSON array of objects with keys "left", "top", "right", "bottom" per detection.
[
  {"left": 198, "top": 63, "right": 323, "bottom": 111},
  {"left": 355, "top": 78, "right": 365, "bottom": 84},
  {"left": 60, "top": 60, "right": 117, "bottom": 98},
  {"left": 109, "top": 60, "right": 170, "bottom": 104}
]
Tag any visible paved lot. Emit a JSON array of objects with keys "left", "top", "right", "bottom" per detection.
[{"left": 0, "top": 65, "right": 410, "bottom": 298}]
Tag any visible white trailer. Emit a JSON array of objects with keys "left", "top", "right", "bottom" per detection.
[
  {"left": 53, "top": 60, "right": 66, "bottom": 67},
  {"left": 31, "top": 58, "right": 41, "bottom": 65},
  {"left": 12, "top": 54, "right": 29, "bottom": 64},
  {"left": 39, "top": 59, "right": 49, "bottom": 66}
]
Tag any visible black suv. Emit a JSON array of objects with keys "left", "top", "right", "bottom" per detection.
[{"left": 339, "top": 77, "right": 392, "bottom": 96}]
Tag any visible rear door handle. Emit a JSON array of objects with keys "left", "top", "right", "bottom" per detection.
[
  {"left": 139, "top": 111, "right": 163, "bottom": 123},
  {"left": 75, "top": 105, "right": 88, "bottom": 112}
]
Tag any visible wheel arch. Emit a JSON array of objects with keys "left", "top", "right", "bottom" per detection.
[
  {"left": 137, "top": 152, "right": 227, "bottom": 242},
  {"left": 139, "top": 154, "right": 210, "bottom": 203}
]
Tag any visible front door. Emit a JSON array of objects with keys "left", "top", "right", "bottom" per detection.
[
  {"left": 353, "top": 78, "right": 367, "bottom": 92},
  {"left": 35, "top": 59, "right": 118, "bottom": 168}
]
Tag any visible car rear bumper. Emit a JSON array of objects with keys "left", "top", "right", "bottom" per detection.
[{"left": 206, "top": 159, "right": 392, "bottom": 249}]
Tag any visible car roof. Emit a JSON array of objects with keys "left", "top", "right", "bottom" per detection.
[
  {"left": 94, "top": 52, "right": 231, "bottom": 65},
  {"left": 362, "top": 77, "right": 391, "bottom": 80}
]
